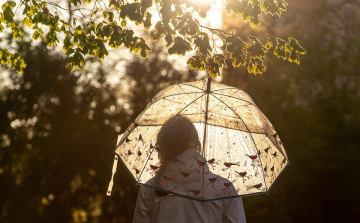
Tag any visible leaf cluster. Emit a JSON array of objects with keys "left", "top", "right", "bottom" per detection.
[{"left": 0, "top": 0, "right": 305, "bottom": 76}]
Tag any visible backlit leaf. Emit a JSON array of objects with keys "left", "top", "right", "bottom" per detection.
[{"left": 247, "top": 58, "right": 266, "bottom": 74}]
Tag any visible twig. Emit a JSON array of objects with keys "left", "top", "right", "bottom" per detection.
[{"left": 45, "top": 1, "right": 92, "bottom": 13}]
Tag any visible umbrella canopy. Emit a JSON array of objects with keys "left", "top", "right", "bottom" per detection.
[{"left": 107, "top": 78, "right": 289, "bottom": 201}]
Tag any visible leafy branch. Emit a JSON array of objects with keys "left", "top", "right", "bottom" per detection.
[{"left": 0, "top": 0, "right": 306, "bottom": 76}]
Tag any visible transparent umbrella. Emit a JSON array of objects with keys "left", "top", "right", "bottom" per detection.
[{"left": 107, "top": 78, "right": 289, "bottom": 201}]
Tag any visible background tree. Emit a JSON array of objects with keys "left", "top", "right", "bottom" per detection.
[
  {"left": 222, "top": 0, "right": 360, "bottom": 222},
  {"left": 0, "top": 35, "right": 197, "bottom": 222},
  {"left": 0, "top": 38, "right": 129, "bottom": 222},
  {"left": 0, "top": 0, "right": 305, "bottom": 76}
]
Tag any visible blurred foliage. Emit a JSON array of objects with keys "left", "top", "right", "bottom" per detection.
[
  {"left": 0, "top": 39, "right": 132, "bottom": 222},
  {"left": 0, "top": 0, "right": 304, "bottom": 76},
  {"left": 222, "top": 0, "right": 360, "bottom": 222},
  {"left": 0, "top": 38, "right": 196, "bottom": 222}
]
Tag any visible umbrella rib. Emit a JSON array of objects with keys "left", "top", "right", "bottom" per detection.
[
  {"left": 140, "top": 81, "right": 203, "bottom": 112},
  {"left": 141, "top": 86, "right": 169, "bottom": 111},
  {"left": 266, "top": 162, "right": 290, "bottom": 192},
  {"left": 212, "top": 88, "right": 256, "bottom": 103},
  {"left": 137, "top": 121, "right": 265, "bottom": 134},
  {"left": 246, "top": 105, "right": 289, "bottom": 161},
  {"left": 181, "top": 82, "right": 206, "bottom": 92},
  {"left": 211, "top": 87, "right": 239, "bottom": 92},
  {"left": 170, "top": 94, "right": 206, "bottom": 118},
  {"left": 135, "top": 92, "right": 204, "bottom": 125},
  {"left": 211, "top": 94, "right": 268, "bottom": 191},
  {"left": 246, "top": 105, "right": 273, "bottom": 188},
  {"left": 212, "top": 92, "right": 255, "bottom": 106},
  {"left": 145, "top": 92, "right": 204, "bottom": 107}
]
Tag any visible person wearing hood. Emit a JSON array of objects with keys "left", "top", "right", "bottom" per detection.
[{"left": 132, "top": 115, "right": 246, "bottom": 223}]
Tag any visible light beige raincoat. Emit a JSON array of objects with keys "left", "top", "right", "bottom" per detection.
[
  {"left": 132, "top": 149, "right": 246, "bottom": 223},
  {"left": 132, "top": 185, "right": 246, "bottom": 223}
]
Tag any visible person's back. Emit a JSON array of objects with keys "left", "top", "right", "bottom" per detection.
[{"left": 133, "top": 185, "right": 246, "bottom": 223}]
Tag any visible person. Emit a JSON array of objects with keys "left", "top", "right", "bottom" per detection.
[{"left": 132, "top": 115, "right": 246, "bottom": 223}]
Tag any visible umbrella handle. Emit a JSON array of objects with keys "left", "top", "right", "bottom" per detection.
[{"left": 106, "top": 155, "right": 119, "bottom": 196}]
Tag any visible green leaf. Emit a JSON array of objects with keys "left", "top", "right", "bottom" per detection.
[
  {"left": 150, "top": 30, "right": 161, "bottom": 42},
  {"left": 32, "top": 30, "right": 41, "bottom": 40},
  {"left": 120, "top": 3, "right": 144, "bottom": 24},
  {"left": 247, "top": 36, "right": 267, "bottom": 58},
  {"left": 165, "top": 34, "right": 173, "bottom": 47},
  {"left": 288, "top": 37, "right": 306, "bottom": 54},
  {"left": 262, "top": 0, "right": 288, "bottom": 16},
  {"left": 193, "top": 32, "right": 212, "bottom": 56},
  {"left": 205, "top": 54, "right": 228, "bottom": 77},
  {"left": 226, "top": 0, "right": 262, "bottom": 28},
  {"left": 136, "top": 38, "right": 151, "bottom": 58},
  {"left": 0, "top": 48, "right": 26, "bottom": 74},
  {"left": 174, "top": 13, "right": 199, "bottom": 36},
  {"left": 63, "top": 36, "right": 73, "bottom": 51},
  {"left": 288, "top": 50, "right": 300, "bottom": 64},
  {"left": 76, "top": 25, "right": 82, "bottom": 34},
  {"left": 66, "top": 48, "right": 75, "bottom": 56},
  {"left": 274, "top": 38, "right": 287, "bottom": 60},
  {"left": 45, "top": 28, "right": 59, "bottom": 47},
  {"left": 11, "top": 53, "right": 26, "bottom": 74},
  {"left": 231, "top": 49, "right": 247, "bottom": 67},
  {"left": 22, "top": 5, "right": 30, "bottom": 15},
  {"left": 28, "top": 6, "right": 36, "bottom": 16},
  {"left": 21, "top": 17, "right": 32, "bottom": 27},
  {"left": 31, "top": 13, "right": 42, "bottom": 25},
  {"left": 226, "top": 35, "right": 247, "bottom": 67},
  {"left": 213, "top": 54, "right": 227, "bottom": 68},
  {"left": 32, "top": 0, "right": 40, "bottom": 9},
  {"left": 109, "top": 0, "right": 117, "bottom": 7},
  {"left": 95, "top": 40, "right": 108, "bottom": 60},
  {"left": 2, "top": 1, "right": 16, "bottom": 11},
  {"left": 107, "top": 11, "right": 114, "bottom": 23},
  {"left": 9, "top": 22, "right": 23, "bottom": 39},
  {"left": 168, "top": 37, "right": 192, "bottom": 56},
  {"left": 108, "top": 28, "right": 123, "bottom": 48},
  {"left": 265, "top": 38, "right": 273, "bottom": 50},
  {"left": 1, "top": 1, "right": 16, "bottom": 23},
  {"left": 205, "top": 57, "right": 221, "bottom": 78},
  {"left": 247, "top": 58, "right": 266, "bottom": 74},
  {"left": 187, "top": 56, "right": 205, "bottom": 71},
  {"left": 66, "top": 50, "right": 84, "bottom": 71},
  {"left": 286, "top": 37, "right": 306, "bottom": 64},
  {"left": 141, "top": 0, "right": 152, "bottom": 12},
  {"left": 37, "top": 28, "right": 44, "bottom": 35},
  {"left": 150, "top": 21, "right": 168, "bottom": 41}
]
